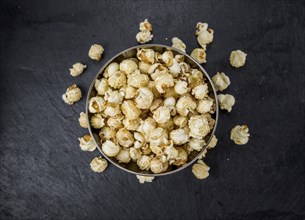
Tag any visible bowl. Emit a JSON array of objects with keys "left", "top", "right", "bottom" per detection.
[{"left": 86, "top": 44, "right": 219, "bottom": 177}]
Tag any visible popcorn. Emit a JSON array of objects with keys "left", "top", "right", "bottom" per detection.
[
  {"left": 189, "top": 115, "right": 211, "bottom": 139},
  {"left": 106, "top": 114, "right": 124, "bottom": 129},
  {"left": 102, "top": 140, "right": 120, "bottom": 157},
  {"left": 173, "top": 115, "right": 188, "bottom": 128},
  {"left": 88, "top": 44, "right": 104, "bottom": 61},
  {"left": 197, "top": 97, "right": 215, "bottom": 114},
  {"left": 78, "top": 112, "right": 88, "bottom": 128},
  {"left": 192, "top": 160, "right": 210, "bottom": 179},
  {"left": 119, "top": 59, "right": 138, "bottom": 75},
  {"left": 108, "top": 71, "right": 127, "bottom": 89},
  {"left": 192, "top": 83, "right": 209, "bottom": 100},
  {"left": 174, "top": 80, "right": 188, "bottom": 95},
  {"left": 90, "top": 114, "right": 105, "bottom": 129},
  {"left": 121, "top": 100, "right": 141, "bottom": 120},
  {"left": 104, "top": 62, "right": 119, "bottom": 78},
  {"left": 189, "top": 138, "right": 205, "bottom": 151},
  {"left": 137, "top": 48, "right": 155, "bottom": 64},
  {"left": 170, "top": 129, "right": 189, "bottom": 145},
  {"left": 136, "top": 175, "right": 155, "bottom": 184},
  {"left": 212, "top": 72, "right": 231, "bottom": 91},
  {"left": 191, "top": 48, "right": 206, "bottom": 64},
  {"left": 69, "top": 63, "right": 86, "bottom": 77},
  {"left": 116, "top": 128, "right": 134, "bottom": 148},
  {"left": 78, "top": 134, "right": 96, "bottom": 152},
  {"left": 136, "top": 30, "right": 153, "bottom": 44},
  {"left": 127, "top": 72, "right": 150, "bottom": 88},
  {"left": 150, "top": 157, "right": 168, "bottom": 174},
  {"left": 176, "top": 96, "right": 197, "bottom": 116},
  {"left": 88, "top": 96, "right": 106, "bottom": 113},
  {"left": 99, "top": 127, "right": 116, "bottom": 141},
  {"left": 230, "top": 50, "right": 247, "bottom": 68},
  {"left": 130, "top": 147, "right": 142, "bottom": 161},
  {"left": 195, "top": 22, "right": 214, "bottom": 47},
  {"left": 172, "top": 147, "right": 188, "bottom": 166},
  {"left": 218, "top": 94, "right": 235, "bottom": 112},
  {"left": 136, "top": 19, "right": 153, "bottom": 44},
  {"left": 230, "top": 125, "right": 250, "bottom": 145},
  {"left": 153, "top": 106, "right": 171, "bottom": 123},
  {"left": 90, "top": 157, "right": 108, "bottom": 173},
  {"left": 162, "top": 51, "right": 174, "bottom": 67},
  {"left": 137, "top": 155, "right": 151, "bottom": 170},
  {"left": 172, "top": 37, "right": 186, "bottom": 52},
  {"left": 154, "top": 73, "right": 175, "bottom": 94},
  {"left": 62, "top": 84, "right": 82, "bottom": 105},
  {"left": 115, "top": 149, "right": 131, "bottom": 163},
  {"left": 135, "top": 87, "right": 154, "bottom": 109},
  {"left": 95, "top": 78, "right": 109, "bottom": 95},
  {"left": 207, "top": 135, "right": 218, "bottom": 149}
]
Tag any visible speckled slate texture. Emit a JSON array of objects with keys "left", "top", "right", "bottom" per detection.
[{"left": 0, "top": 0, "right": 304, "bottom": 219}]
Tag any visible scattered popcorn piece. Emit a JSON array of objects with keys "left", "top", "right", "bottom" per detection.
[
  {"left": 218, "top": 94, "right": 236, "bottom": 112},
  {"left": 136, "top": 175, "right": 155, "bottom": 184},
  {"left": 230, "top": 125, "right": 250, "bottom": 145},
  {"left": 136, "top": 30, "right": 153, "bottom": 44},
  {"left": 78, "top": 112, "right": 88, "bottom": 128},
  {"left": 79, "top": 134, "right": 96, "bottom": 152},
  {"left": 171, "top": 37, "right": 186, "bottom": 53},
  {"left": 62, "top": 84, "right": 82, "bottom": 105},
  {"left": 230, "top": 50, "right": 247, "bottom": 68},
  {"left": 69, "top": 63, "right": 87, "bottom": 77},
  {"left": 192, "top": 160, "right": 210, "bottom": 179},
  {"left": 90, "top": 157, "right": 108, "bottom": 173},
  {"left": 139, "top": 19, "right": 152, "bottom": 31},
  {"left": 195, "top": 22, "right": 214, "bottom": 47},
  {"left": 197, "top": 149, "right": 207, "bottom": 160},
  {"left": 207, "top": 135, "right": 218, "bottom": 149},
  {"left": 88, "top": 44, "right": 104, "bottom": 61},
  {"left": 191, "top": 48, "right": 207, "bottom": 64},
  {"left": 212, "top": 72, "right": 231, "bottom": 91}
]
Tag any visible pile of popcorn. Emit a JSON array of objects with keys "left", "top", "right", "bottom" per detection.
[{"left": 62, "top": 19, "right": 250, "bottom": 184}]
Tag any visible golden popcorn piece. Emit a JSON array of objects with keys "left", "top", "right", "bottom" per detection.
[
  {"left": 78, "top": 134, "right": 96, "bottom": 152},
  {"left": 137, "top": 48, "right": 155, "bottom": 64},
  {"left": 192, "top": 83, "right": 209, "bottom": 100},
  {"left": 116, "top": 128, "right": 134, "bottom": 148},
  {"left": 135, "top": 87, "right": 154, "bottom": 110},
  {"left": 115, "top": 148, "right": 131, "bottom": 163},
  {"left": 191, "top": 48, "right": 207, "bottom": 64},
  {"left": 176, "top": 96, "right": 197, "bottom": 116},
  {"left": 150, "top": 157, "right": 168, "bottom": 174},
  {"left": 95, "top": 78, "right": 109, "bottom": 95},
  {"left": 123, "top": 118, "right": 140, "bottom": 131},
  {"left": 130, "top": 147, "right": 142, "bottom": 161},
  {"left": 69, "top": 63, "right": 87, "bottom": 77},
  {"left": 153, "top": 106, "right": 171, "bottom": 124},
  {"left": 192, "top": 160, "right": 210, "bottom": 180},
  {"left": 121, "top": 100, "right": 141, "bottom": 120},
  {"left": 217, "top": 94, "right": 236, "bottom": 112},
  {"left": 88, "top": 96, "right": 106, "bottom": 113},
  {"left": 137, "top": 155, "right": 151, "bottom": 171},
  {"left": 172, "top": 147, "right": 188, "bottom": 166},
  {"left": 195, "top": 22, "right": 214, "bottom": 47},
  {"left": 136, "top": 175, "right": 155, "bottom": 184},
  {"left": 154, "top": 73, "right": 175, "bottom": 94},
  {"left": 102, "top": 140, "right": 121, "bottom": 157},
  {"left": 149, "top": 127, "right": 169, "bottom": 148},
  {"left": 88, "top": 44, "right": 104, "bottom": 61},
  {"left": 99, "top": 126, "right": 116, "bottom": 141},
  {"left": 197, "top": 97, "right": 215, "bottom": 114},
  {"left": 230, "top": 125, "right": 250, "bottom": 145},
  {"left": 108, "top": 71, "right": 127, "bottom": 89},
  {"left": 127, "top": 72, "right": 149, "bottom": 88},
  {"left": 106, "top": 114, "right": 124, "bottom": 129},
  {"left": 162, "top": 51, "right": 174, "bottom": 67},
  {"left": 189, "top": 138, "right": 206, "bottom": 151},
  {"left": 173, "top": 115, "right": 188, "bottom": 128},
  {"left": 119, "top": 59, "right": 138, "bottom": 75},
  {"left": 230, "top": 50, "right": 247, "bottom": 68},
  {"left": 104, "top": 104, "right": 121, "bottom": 117},
  {"left": 90, "top": 157, "right": 108, "bottom": 173},
  {"left": 212, "top": 72, "right": 231, "bottom": 92},
  {"left": 78, "top": 112, "right": 88, "bottom": 128},
  {"left": 170, "top": 129, "right": 189, "bottom": 145},
  {"left": 136, "top": 30, "right": 153, "bottom": 44},
  {"left": 139, "top": 19, "right": 152, "bottom": 31},
  {"left": 189, "top": 115, "right": 211, "bottom": 139},
  {"left": 171, "top": 37, "right": 186, "bottom": 53},
  {"left": 174, "top": 80, "right": 189, "bottom": 95},
  {"left": 104, "top": 62, "right": 119, "bottom": 78},
  {"left": 90, "top": 114, "right": 105, "bottom": 129},
  {"left": 62, "top": 84, "right": 82, "bottom": 105}
]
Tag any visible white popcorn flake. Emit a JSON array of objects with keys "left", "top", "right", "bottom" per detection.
[
  {"left": 191, "top": 48, "right": 206, "bottom": 64},
  {"left": 230, "top": 125, "right": 250, "bottom": 145},
  {"left": 136, "top": 175, "right": 155, "bottom": 184},
  {"left": 69, "top": 63, "right": 87, "bottom": 77},
  {"left": 62, "top": 84, "right": 82, "bottom": 105},
  {"left": 102, "top": 140, "right": 121, "bottom": 157},
  {"left": 78, "top": 112, "right": 88, "bottom": 128},
  {"left": 90, "top": 157, "right": 108, "bottom": 173},
  {"left": 230, "top": 50, "right": 247, "bottom": 68},
  {"left": 192, "top": 160, "right": 210, "bottom": 180},
  {"left": 88, "top": 44, "right": 104, "bottom": 61},
  {"left": 78, "top": 134, "right": 96, "bottom": 152},
  {"left": 195, "top": 22, "right": 214, "bottom": 47},
  {"left": 136, "top": 30, "right": 153, "bottom": 44},
  {"left": 212, "top": 72, "right": 231, "bottom": 91},
  {"left": 218, "top": 94, "right": 236, "bottom": 112},
  {"left": 171, "top": 37, "right": 186, "bottom": 53}
]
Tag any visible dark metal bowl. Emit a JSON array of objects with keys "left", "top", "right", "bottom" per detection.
[{"left": 86, "top": 44, "right": 218, "bottom": 177}]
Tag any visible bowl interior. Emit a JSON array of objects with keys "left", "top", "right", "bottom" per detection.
[{"left": 86, "top": 44, "right": 218, "bottom": 177}]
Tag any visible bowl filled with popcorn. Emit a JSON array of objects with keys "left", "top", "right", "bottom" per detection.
[{"left": 86, "top": 44, "right": 219, "bottom": 176}]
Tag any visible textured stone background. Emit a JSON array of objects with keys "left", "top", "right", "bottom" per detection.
[{"left": 0, "top": 0, "right": 304, "bottom": 219}]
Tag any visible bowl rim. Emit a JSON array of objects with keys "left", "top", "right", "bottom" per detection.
[{"left": 86, "top": 44, "right": 219, "bottom": 177}]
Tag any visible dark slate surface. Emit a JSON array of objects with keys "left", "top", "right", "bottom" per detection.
[{"left": 0, "top": 0, "right": 304, "bottom": 219}]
